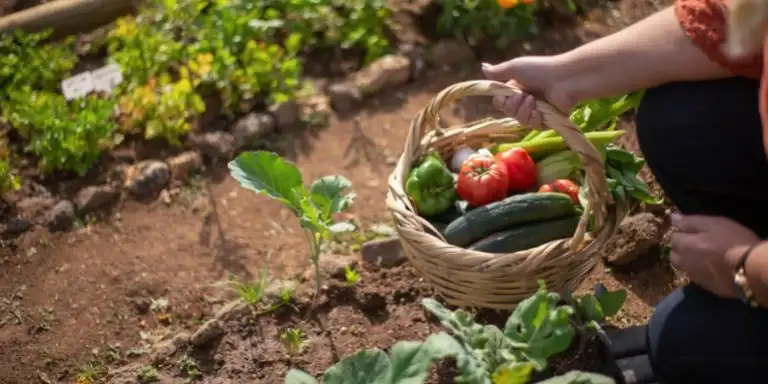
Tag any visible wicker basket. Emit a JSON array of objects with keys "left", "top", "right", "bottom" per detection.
[{"left": 385, "top": 80, "right": 625, "bottom": 310}]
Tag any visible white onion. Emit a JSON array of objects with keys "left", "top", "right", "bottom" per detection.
[{"left": 450, "top": 146, "right": 475, "bottom": 172}]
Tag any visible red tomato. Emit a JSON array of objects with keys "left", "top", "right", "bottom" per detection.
[
  {"left": 539, "top": 179, "right": 580, "bottom": 204},
  {"left": 457, "top": 154, "right": 509, "bottom": 206},
  {"left": 495, "top": 148, "right": 537, "bottom": 192}
]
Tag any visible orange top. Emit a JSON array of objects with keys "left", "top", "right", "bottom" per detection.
[{"left": 675, "top": 0, "right": 768, "bottom": 154}]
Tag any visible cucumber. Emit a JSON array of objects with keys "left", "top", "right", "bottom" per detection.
[
  {"left": 468, "top": 216, "right": 580, "bottom": 253},
  {"left": 443, "top": 192, "right": 577, "bottom": 247}
]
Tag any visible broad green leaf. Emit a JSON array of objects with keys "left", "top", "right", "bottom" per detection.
[
  {"left": 388, "top": 332, "right": 463, "bottom": 384},
  {"left": 522, "top": 306, "right": 575, "bottom": 370},
  {"left": 576, "top": 295, "right": 604, "bottom": 323},
  {"left": 596, "top": 289, "right": 627, "bottom": 318},
  {"left": 491, "top": 362, "right": 535, "bottom": 384},
  {"left": 537, "top": 370, "right": 616, "bottom": 384},
  {"left": 322, "top": 349, "right": 391, "bottom": 384},
  {"left": 285, "top": 369, "right": 318, "bottom": 384},
  {"left": 310, "top": 175, "right": 355, "bottom": 218},
  {"left": 228, "top": 151, "right": 304, "bottom": 213}
]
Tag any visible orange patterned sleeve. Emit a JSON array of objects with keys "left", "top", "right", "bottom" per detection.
[{"left": 675, "top": 0, "right": 763, "bottom": 78}]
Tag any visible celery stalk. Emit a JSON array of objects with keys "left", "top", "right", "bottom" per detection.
[{"left": 493, "top": 130, "right": 624, "bottom": 159}]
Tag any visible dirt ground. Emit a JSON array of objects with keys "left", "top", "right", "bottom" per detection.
[{"left": 0, "top": 0, "right": 679, "bottom": 383}]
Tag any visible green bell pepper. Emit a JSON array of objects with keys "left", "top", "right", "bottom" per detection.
[{"left": 405, "top": 152, "right": 457, "bottom": 216}]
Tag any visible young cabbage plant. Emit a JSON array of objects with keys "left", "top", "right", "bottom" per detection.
[{"left": 228, "top": 151, "right": 356, "bottom": 298}]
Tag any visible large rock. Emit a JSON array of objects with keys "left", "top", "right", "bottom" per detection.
[
  {"left": 74, "top": 185, "right": 120, "bottom": 214},
  {"left": 327, "top": 82, "right": 363, "bottom": 114},
  {"left": 602, "top": 213, "right": 664, "bottom": 265},
  {"left": 46, "top": 200, "right": 76, "bottom": 231},
  {"left": 269, "top": 100, "right": 299, "bottom": 128},
  {"left": 230, "top": 112, "right": 275, "bottom": 148},
  {"left": 124, "top": 160, "right": 170, "bottom": 198},
  {"left": 354, "top": 55, "right": 411, "bottom": 96},
  {"left": 361, "top": 238, "right": 406, "bottom": 268},
  {"left": 187, "top": 131, "right": 235, "bottom": 159},
  {"left": 166, "top": 151, "right": 202, "bottom": 182}
]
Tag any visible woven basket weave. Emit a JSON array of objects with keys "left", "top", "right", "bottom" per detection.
[{"left": 385, "top": 80, "right": 624, "bottom": 310}]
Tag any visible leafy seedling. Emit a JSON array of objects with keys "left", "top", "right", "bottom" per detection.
[
  {"left": 344, "top": 265, "right": 361, "bottom": 286},
  {"left": 563, "top": 283, "right": 627, "bottom": 351},
  {"left": 229, "top": 151, "right": 356, "bottom": 303},
  {"left": 281, "top": 327, "right": 306, "bottom": 356},
  {"left": 285, "top": 332, "right": 462, "bottom": 384},
  {"left": 227, "top": 265, "right": 270, "bottom": 306}
]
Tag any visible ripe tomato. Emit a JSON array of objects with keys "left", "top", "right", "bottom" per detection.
[
  {"left": 539, "top": 179, "right": 580, "bottom": 204},
  {"left": 457, "top": 154, "right": 509, "bottom": 206},
  {"left": 495, "top": 148, "right": 537, "bottom": 192},
  {"left": 497, "top": 0, "right": 519, "bottom": 8}
]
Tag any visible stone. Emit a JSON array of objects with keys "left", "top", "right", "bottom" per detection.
[
  {"left": 354, "top": 55, "right": 411, "bottom": 96},
  {"left": 46, "top": 200, "right": 76, "bottom": 232},
  {"left": 230, "top": 112, "right": 275, "bottom": 148},
  {"left": 602, "top": 213, "right": 664, "bottom": 265},
  {"left": 361, "top": 237, "right": 406, "bottom": 268},
  {"left": 16, "top": 196, "right": 56, "bottom": 219},
  {"left": 427, "top": 39, "right": 475, "bottom": 67},
  {"left": 268, "top": 100, "right": 299, "bottom": 128},
  {"left": 166, "top": 152, "right": 202, "bottom": 182},
  {"left": 124, "top": 160, "right": 170, "bottom": 199},
  {"left": 1, "top": 218, "right": 31, "bottom": 236},
  {"left": 186, "top": 131, "right": 235, "bottom": 159},
  {"left": 300, "top": 95, "right": 333, "bottom": 127},
  {"left": 190, "top": 319, "right": 225, "bottom": 347},
  {"left": 327, "top": 82, "right": 363, "bottom": 114},
  {"left": 74, "top": 185, "right": 120, "bottom": 214}
]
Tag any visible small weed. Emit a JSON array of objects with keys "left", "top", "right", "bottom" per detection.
[
  {"left": 226, "top": 265, "right": 270, "bottom": 306},
  {"left": 179, "top": 355, "right": 202, "bottom": 380},
  {"left": 149, "top": 297, "right": 172, "bottom": 324},
  {"left": 280, "top": 327, "right": 306, "bottom": 356},
  {"left": 138, "top": 365, "right": 159, "bottom": 383},
  {"left": 344, "top": 265, "right": 361, "bottom": 286},
  {"left": 74, "top": 362, "right": 105, "bottom": 384}
]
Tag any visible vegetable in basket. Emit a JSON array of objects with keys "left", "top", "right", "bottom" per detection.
[
  {"left": 406, "top": 152, "right": 457, "bottom": 216},
  {"left": 456, "top": 152, "right": 509, "bottom": 207},
  {"left": 493, "top": 130, "right": 625, "bottom": 160},
  {"left": 468, "top": 215, "right": 580, "bottom": 253},
  {"left": 536, "top": 150, "right": 581, "bottom": 185},
  {"left": 495, "top": 147, "right": 537, "bottom": 192},
  {"left": 540, "top": 179, "right": 580, "bottom": 205}
]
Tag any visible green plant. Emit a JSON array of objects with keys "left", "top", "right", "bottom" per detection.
[
  {"left": 118, "top": 69, "right": 205, "bottom": 145},
  {"left": 437, "top": 0, "right": 537, "bottom": 47},
  {"left": 138, "top": 365, "right": 160, "bottom": 383},
  {"left": 563, "top": 283, "right": 627, "bottom": 345},
  {"left": 0, "top": 139, "right": 20, "bottom": 195},
  {"left": 344, "top": 265, "right": 361, "bottom": 286},
  {"left": 3, "top": 92, "right": 118, "bottom": 175},
  {"left": 224, "top": 265, "right": 270, "bottom": 306},
  {"left": 281, "top": 327, "right": 306, "bottom": 356},
  {"left": 106, "top": 15, "right": 184, "bottom": 88},
  {"left": 179, "top": 355, "right": 202, "bottom": 380},
  {"left": 0, "top": 29, "right": 77, "bottom": 99},
  {"left": 228, "top": 151, "right": 356, "bottom": 299}
]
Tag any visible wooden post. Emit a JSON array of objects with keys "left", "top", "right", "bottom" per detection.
[{"left": 0, "top": 0, "right": 136, "bottom": 37}]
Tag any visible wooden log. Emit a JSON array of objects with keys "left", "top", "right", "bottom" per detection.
[{"left": 0, "top": 0, "right": 137, "bottom": 38}]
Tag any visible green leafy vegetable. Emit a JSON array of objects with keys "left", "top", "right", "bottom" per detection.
[{"left": 229, "top": 151, "right": 355, "bottom": 297}]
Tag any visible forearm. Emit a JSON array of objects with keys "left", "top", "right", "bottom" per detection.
[{"left": 551, "top": 6, "right": 732, "bottom": 105}]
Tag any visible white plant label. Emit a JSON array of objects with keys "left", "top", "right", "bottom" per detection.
[
  {"left": 61, "top": 72, "right": 94, "bottom": 100},
  {"left": 91, "top": 64, "right": 124, "bottom": 94}
]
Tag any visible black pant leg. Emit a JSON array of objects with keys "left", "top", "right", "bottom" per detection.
[{"left": 636, "top": 77, "right": 768, "bottom": 236}]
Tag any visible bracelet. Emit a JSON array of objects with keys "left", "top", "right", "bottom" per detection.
[{"left": 733, "top": 242, "right": 762, "bottom": 308}]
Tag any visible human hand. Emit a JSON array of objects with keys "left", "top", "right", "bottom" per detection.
[
  {"left": 481, "top": 56, "right": 577, "bottom": 128},
  {"left": 670, "top": 213, "right": 761, "bottom": 298}
]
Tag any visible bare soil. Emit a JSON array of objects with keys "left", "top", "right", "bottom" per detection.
[{"left": 0, "top": 0, "right": 679, "bottom": 383}]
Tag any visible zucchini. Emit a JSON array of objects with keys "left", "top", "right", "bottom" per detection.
[
  {"left": 443, "top": 192, "right": 577, "bottom": 247},
  {"left": 468, "top": 216, "right": 580, "bottom": 253}
]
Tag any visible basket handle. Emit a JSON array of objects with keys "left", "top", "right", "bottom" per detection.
[{"left": 399, "top": 80, "right": 612, "bottom": 248}]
